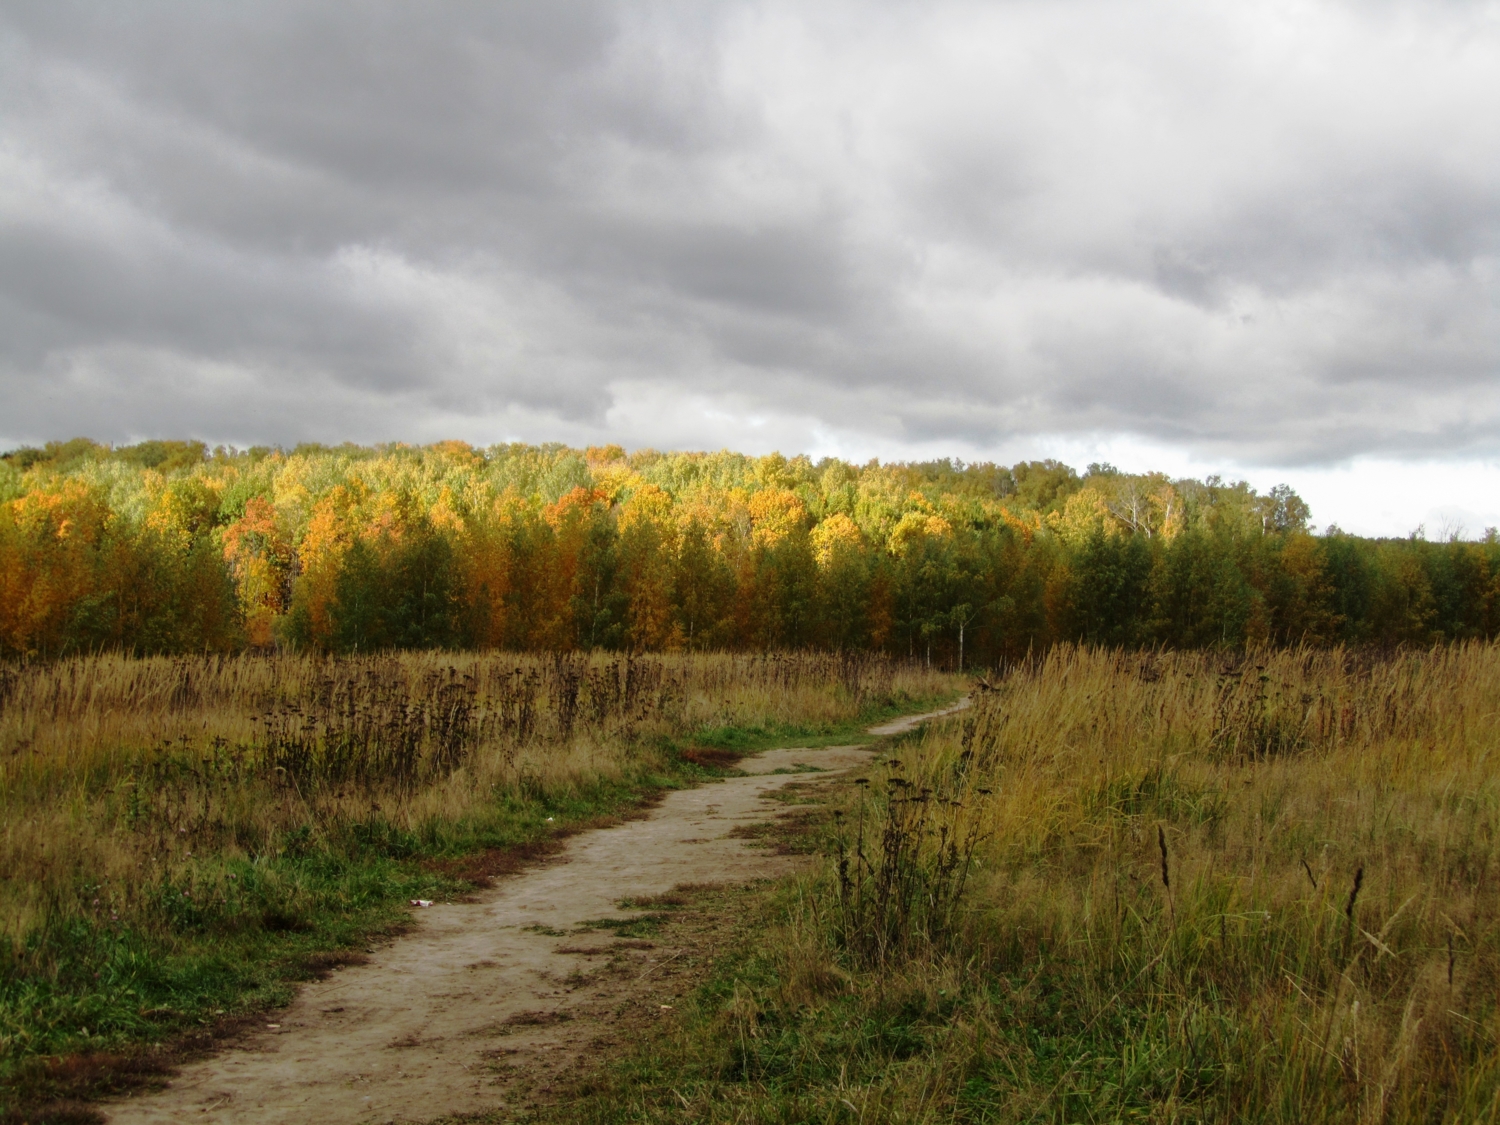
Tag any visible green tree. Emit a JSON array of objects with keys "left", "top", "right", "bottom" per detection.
[
  {"left": 673, "top": 518, "right": 734, "bottom": 649},
  {"left": 331, "top": 540, "right": 388, "bottom": 652},
  {"left": 1065, "top": 527, "right": 1153, "bottom": 646}
]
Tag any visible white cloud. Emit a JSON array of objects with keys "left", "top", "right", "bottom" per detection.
[{"left": 0, "top": 0, "right": 1496, "bottom": 532}]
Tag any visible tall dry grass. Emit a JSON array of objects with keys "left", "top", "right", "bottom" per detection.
[
  {"left": 883, "top": 644, "right": 1500, "bottom": 1120},
  {"left": 618, "top": 644, "right": 1500, "bottom": 1124},
  {"left": 0, "top": 651, "right": 953, "bottom": 953}
]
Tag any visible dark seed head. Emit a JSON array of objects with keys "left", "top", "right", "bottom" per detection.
[{"left": 1345, "top": 866, "right": 1364, "bottom": 920}]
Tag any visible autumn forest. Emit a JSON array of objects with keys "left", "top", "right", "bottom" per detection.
[{"left": 0, "top": 437, "right": 1493, "bottom": 663}]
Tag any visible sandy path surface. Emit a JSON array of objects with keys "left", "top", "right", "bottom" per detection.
[{"left": 103, "top": 700, "right": 965, "bottom": 1125}]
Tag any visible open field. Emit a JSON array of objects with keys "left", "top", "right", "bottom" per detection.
[
  {"left": 537, "top": 644, "right": 1500, "bottom": 1124},
  {"left": 0, "top": 651, "right": 959, "bottom": 1116},
  {"left": 13, "top": 643, "right": 1500, "bottom": 1123}
]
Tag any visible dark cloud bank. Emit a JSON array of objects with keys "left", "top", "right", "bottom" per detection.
[{"left": 1, "top": 0, "right": 1496, "bottom": 467}]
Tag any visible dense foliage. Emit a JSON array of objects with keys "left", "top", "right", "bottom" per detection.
[{"left": 1, "top": 438, "right": 1494, "bottom": 661}]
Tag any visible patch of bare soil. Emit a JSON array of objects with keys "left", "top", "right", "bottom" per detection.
[{"left": 99, "top": 702, "right": 965, "bottom": 1125}]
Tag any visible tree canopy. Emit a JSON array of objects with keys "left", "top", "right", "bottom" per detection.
[{"left": 1, "top": 439, "right": 1493, "bottom": 660}]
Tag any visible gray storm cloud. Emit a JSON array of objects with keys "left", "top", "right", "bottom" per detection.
[{"left": 0, "top": 0, "right": 1496, "bottom": 464}]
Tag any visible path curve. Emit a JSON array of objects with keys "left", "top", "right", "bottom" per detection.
[{"left": 103, "top": 699, "right": 966, "bottom": 1125}]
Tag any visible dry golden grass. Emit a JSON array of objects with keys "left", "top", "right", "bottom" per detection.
[
  {"left": 922, "top": 645, "right": 1500, "bottom": 1118},
  {"left": 0, "top": 651, "right": 954, "bottom": 953},
  {"left": 553, "top": 644, "right": 1500, "bottom": 1124},
  {"left": 865, "top": 644, "right": 1500, "bottom": 1120}
]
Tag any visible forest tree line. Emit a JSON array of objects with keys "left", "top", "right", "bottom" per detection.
[{"left": 0, "top": 437, "right": 1495, "bottom": 663}]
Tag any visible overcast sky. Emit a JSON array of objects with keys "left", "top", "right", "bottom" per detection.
[{"left": 2, "top": 1, "right": 1497, "bottom": 534}]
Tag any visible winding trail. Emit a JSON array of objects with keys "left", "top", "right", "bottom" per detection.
[{"left": 103, "top": 699, "right": 967, "bottom": 1125}]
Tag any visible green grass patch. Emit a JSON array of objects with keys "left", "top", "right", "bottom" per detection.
[
  {"left": 575, "top": 914, "right": 674, "bottom": 940},
  {"left": 0, "top": 768, "right": 688, "bottom": 1115},
  {"left": 512, "top": 881, "right": 1239, "bottom": 1125},
  {"left": 616, "top": 892, "right": 690, "bottom": 911},
  {"left": 674, "top": 692, "right": 960, "bottom": 759}
]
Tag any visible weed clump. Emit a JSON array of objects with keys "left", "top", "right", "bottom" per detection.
[{"left": 831, "top": 767, "right": 981, "bottom": 967}]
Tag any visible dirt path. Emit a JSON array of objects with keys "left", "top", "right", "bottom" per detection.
[{"left": 102, "top": 700, "right": 966, "bottom": 1125}]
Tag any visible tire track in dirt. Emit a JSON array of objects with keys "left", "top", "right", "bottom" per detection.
[{"left": 102, "top": 700, "right": 966, "bottom": 1124}]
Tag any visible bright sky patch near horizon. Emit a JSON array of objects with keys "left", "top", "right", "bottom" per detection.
[{"left": 1, "top": 1, "right": 1496, "bottom": 538}]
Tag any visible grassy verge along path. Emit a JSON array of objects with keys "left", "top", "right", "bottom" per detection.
[
  {"left": 509, "top": 645, "right": 1500, "bottom": 1125},
  {"left": 1, "top": 652, "right": 960, "bottom": 1120}
]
